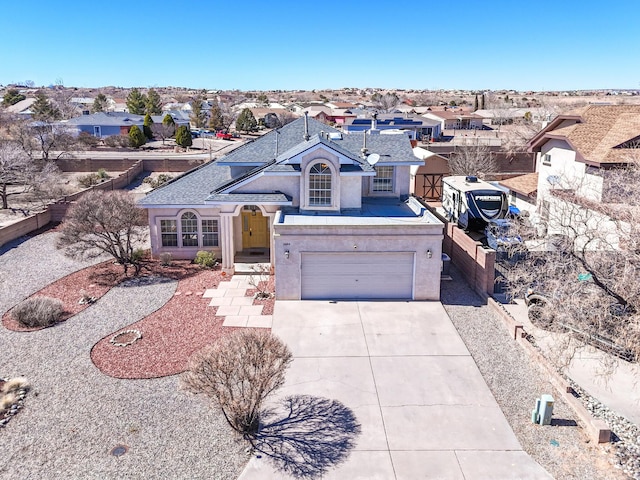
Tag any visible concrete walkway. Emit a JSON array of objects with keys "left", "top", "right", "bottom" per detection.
[
  {"left": 504, "top": 299, "right": 640, "bottom": 426},
  {"left": 239, "top": 301, "right": 551, "bottom": 479},
  {"left": 203, "top": 275, "right": 273, "bottom": 328}
]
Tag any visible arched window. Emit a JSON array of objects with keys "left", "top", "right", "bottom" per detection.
[
  {"left": 308, "top": 163, "right": 332, "bottom": 206},
  {"left": 181, "top": 212, "right": 198, "bottom": 247}
]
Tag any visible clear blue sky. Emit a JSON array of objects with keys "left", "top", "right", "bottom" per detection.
[{"left": 2, "top": 0, "right": 639, "bottom": 91}]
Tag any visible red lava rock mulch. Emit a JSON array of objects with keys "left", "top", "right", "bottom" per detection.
[
  {"left": 246, "top": 276, "right": 276, "bottom": 316},
  {"left": 91, "top": 268, "right": 239, "bottom": 379},
  {"left": 3, "top": 252, "right": 276, "bottom": 380}
]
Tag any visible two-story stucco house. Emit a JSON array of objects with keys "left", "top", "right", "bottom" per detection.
[
  {"left": 138, "top": 115, "right": 444, "bottom": 300},
  {"left": 528, "top": 105, "right": 640, "bottom": 238}
]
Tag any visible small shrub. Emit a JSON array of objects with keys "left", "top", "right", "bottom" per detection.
[
  {"left": 142, "top": 174, "right": 173, "bottom": 189},
  {"left": 194, "top": 250, "right": 218, "bottom": 268},
  {"left": 2, "top": 377, "right": 29, "bottom": 394},
  {"left": 11, "top": 296, "right": 64, "bottom": 328},
  {"left": 78, "top": 173, "right": 100, "bottom": 188},
  {"left": 77, "top": 131, "right": 100, "bottom": 147},
  {"left": 97, "top": 168, "right": 109, "bottom": 180},
  {"left": 104, "top": 135, "right": 130, "bottom": 148},
  {"left": 159, "top": 252, "right": 173, "bottom": 266},
  {"left": 131, "top": 248, "right": 145, "bottom": 264}
]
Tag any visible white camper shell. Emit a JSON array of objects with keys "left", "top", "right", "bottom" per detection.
[{"left": 442, "top": 175, "right": 509, "bottom": 230}]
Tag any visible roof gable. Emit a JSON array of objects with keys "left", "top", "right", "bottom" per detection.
[{"left": 528, "top": 105, "right": 640, "bottom": 166}]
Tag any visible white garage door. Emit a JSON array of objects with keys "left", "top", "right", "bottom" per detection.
[{"left": 301, "top": 252, "right": 415, "bottom": 300}]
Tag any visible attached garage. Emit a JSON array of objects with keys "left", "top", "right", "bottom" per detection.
[{"left": 301, "top": 252, "right": 415, "bottom": 300}]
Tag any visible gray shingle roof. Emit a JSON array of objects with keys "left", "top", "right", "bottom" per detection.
[
  {"left": 138, "top": 116, "right": 419, "bottom": 207},
  {"left": 64, "top": 112, "right": 145, "bottom": 127},
  {"left": 204, "top": 193, "right": 292, "bottom": 204},
  {"left": 137, "top": 163, "right": 233, "bottom": 206}
]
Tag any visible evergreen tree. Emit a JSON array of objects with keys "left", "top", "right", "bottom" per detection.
[
  {"left": 91, "top": 93, "right": 109, "bottom": 113},
  {"left": 143, "top": 113, "right": 154, "bottom": 139},
  {"left": 145, "top": 88, "right": 162, "bottom": 115},
  {"left": 235, "top": 108, "right": 258, "bottom": 133},
  {"left": 208, "top": 103, "right": 224, "bottom": 131},
  {"left": 126, "top": 88, "right": 147, "bottom": 115},
  {"left": 190, "top": 98, "right": 207, "bottom": 128},
  {"left": 2, "top": 89, "right": 26, "bottom": 107},
  {"left": 128, "top": 125, "right": 146, "bottom": 148},
  {"left": 473, "top": 94, "right": 479, "bottom": 111},
  {"left": 31, "top": 91, "right": 61, "bottom": 121},
  {"left": 175, "top": 125, "right": 193, "bottom": 147},
  {"left": 480, "top": 94, "right": 485, "bottom": 110}
]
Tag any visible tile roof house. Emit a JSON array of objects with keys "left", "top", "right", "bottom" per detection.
[
  {"left": 423, "top": 108, "right": 484, "bottom": 131},
  {"left": 528, "top": 104, "right": 640, "bottom": 205},
  {"left": 138, "top": 115, "right": 444, "bottom": 300}
]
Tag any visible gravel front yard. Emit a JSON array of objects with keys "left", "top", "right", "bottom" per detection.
[
  {"left": 0, "top": 232, "right": 247, "bottom": 479},
  {"left": 441, "top": 266, "right": 627, "bottom": 480}
]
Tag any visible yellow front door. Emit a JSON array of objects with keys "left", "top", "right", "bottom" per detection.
[{"left": 242, "top": 211, "right": 269, "bottom": 249}]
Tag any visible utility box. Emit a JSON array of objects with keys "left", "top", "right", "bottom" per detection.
[{"left": 532, "top": 394, "right": 555, "bottom": 425}]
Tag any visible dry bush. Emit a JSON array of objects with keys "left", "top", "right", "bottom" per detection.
[
  {"left": 11, "top": 296, "right": 64, "bottom": 328},
  {"left": 1, "top": 377, "right": 30, "bottom": 394},
  {"left": 248, "top": 264, "right": 273, "bottom": 299},
  {"left": 0, "top": 392, "right": 16, "bottom": 412},
  {"left": 181, "top": 330, "right": 292, "bottom": 437}
]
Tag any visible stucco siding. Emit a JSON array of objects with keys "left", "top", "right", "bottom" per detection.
[{"left": 274, "top": 223, "right": 443, "bottom": 301}]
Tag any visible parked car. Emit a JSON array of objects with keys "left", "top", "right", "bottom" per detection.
[
  {"left": 216, "top": 131, "right": 233, "bottom": 140},
  {"left": 484, "top": 219, "right": 523, "bottom": 252}
]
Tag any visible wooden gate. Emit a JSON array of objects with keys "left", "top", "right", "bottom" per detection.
[{"left": 418, "top": 173, "right": 444, "bottom": 200}]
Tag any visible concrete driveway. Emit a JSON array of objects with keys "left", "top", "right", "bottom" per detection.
[{"left": 239, "top": 301, "right": 551, "bottom": 479}]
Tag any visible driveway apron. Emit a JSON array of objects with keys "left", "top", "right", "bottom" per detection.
[{"left": 239, "top": 300, "right": 552, "bottom": 480}]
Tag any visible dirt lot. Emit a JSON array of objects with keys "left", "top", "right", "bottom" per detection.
[{"left": 0, "top": 170, "right": 173, "bottom": 228}]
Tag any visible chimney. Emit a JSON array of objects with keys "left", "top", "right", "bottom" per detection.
[
  {"left": 371, "top": 112, "right": 378, "bottom": 131},
  {"left": 303, "top": 111, "right": 310, "bottom": 141}
]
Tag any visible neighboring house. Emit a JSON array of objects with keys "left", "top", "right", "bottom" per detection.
[
  {"left": 326, "top": 101, "right": 358, "bottom": 110},
  {"left": 4, "top": 97, "right": 36, "bottom": 118},
  {"left": 497, "top": 173, "right": 538, "bottom": 215},
  {"left": 138, "top": 116, "right": 444, "bottom": 301},
  {"left": 423, "top": 108, "right": 484, "bottom": 131},
  {"left": 64, "top": 112, "right": 144, "bottom": 137},
  {"left": 343, "top": 114, "right": 441, "bottom": 141},
  {"left": 528, "top": 105, "right": 640, "bottom": 236},
  {"left": 411, "top": 147, "right": 450, "bottom": 200},
  {"left": 63, "top": 112, "right": 189, "bottom": 138},
  {"left": 327, "top": 108, "right": 356, "bottom": 126}
]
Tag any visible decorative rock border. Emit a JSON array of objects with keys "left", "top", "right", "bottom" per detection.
[
  {"left": 0, "top": 377, "right": 29, "bottom": 428},
  {"left": 110, "top": 329, "right": 142, "bottom": 347}
]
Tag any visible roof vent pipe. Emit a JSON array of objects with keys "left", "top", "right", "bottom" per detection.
[
  {"left": 361, "top": 132, "right": 368, "bottom": 158},
  {"left": 303, "top": 111, "right": 310, "bottom": 141}
]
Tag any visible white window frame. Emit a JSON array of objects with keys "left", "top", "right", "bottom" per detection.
[
  {"left": 371, "top": 166, "right": 395, "bottom": 194},
  {"left": 157, "top": 211, "right": 220, "bottom": 249},
  {"left": 542, "top": 153, "right": 551, "bottom": 166},
  {"left": 308, "top": 162, "right": 332, "bottom": 206}
]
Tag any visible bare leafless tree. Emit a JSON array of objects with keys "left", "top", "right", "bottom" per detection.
[
  {"left": 10, "top": 119, "right": 79, "bottom": 162},
  {"left": 0, "top": 141, "right": 36, "bottom": 209},
  {"left": 504, "top": 161, "right": 640, "bottom": 368},
  {"left": 372, "top": 92, "right": 400, "bottom": 113},
  {"left": 276, "top": 110, "right": 297, "bottom": 127},
  {"left": 58, "top": 190, "right": 148, "bottom": 275},
  {"left": 448, "top": 142, "right": 496, "bottom": 178},
  {"left": 181, "top": 329, "right": 292, "bottom": 437}
]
